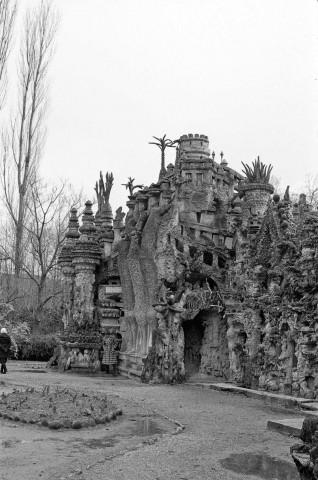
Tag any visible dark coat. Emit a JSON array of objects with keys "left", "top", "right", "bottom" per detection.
[{"left": 0, "top": 333, "right": 11, "bottom": 360}]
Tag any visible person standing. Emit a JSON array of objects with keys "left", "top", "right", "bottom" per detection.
[
  {"left": 113, "top": 331, "right": 122, "bottom": 376},
  {"left": 102, "top": 329, "right": 118, "bottom": 375},
  {"left": 0, "top": 328, "right": 11, "bottom": 374}
]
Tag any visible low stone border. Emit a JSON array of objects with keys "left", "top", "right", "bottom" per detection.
[
  {"left": 0, "top": 407, "right": 123, "bottom": 430},
  {"left": 0, "top": 383, "right": 123, "bottom": 430},
  {"left": 190, "top": 382, "right": 310, "bottom": 409},
  {"left": 151, "top": 409, "right": 185, "bottom": 435}
]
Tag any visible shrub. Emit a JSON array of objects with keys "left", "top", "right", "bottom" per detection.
[
  {"left": 2, "top": 317, "right": 31, "bottom": 359},
  {"left": 0, "top": 303, "right": 60, "bottom": 360},
  {"left": 18, "top": 334, "right": 59, "bottom": 361}
]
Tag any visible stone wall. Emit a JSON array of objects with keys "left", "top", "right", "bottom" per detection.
[{"left": 226, "top": 191, "right": 318, "bottom": 398}]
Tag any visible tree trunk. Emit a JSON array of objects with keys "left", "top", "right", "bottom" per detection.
[{"left": 14, "top": 199, "right": 25, "bottom": 276}]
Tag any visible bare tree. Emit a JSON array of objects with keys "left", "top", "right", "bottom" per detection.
[
  {"left": 0, "top": 178, "right": 82, "bottom": 325},
  {"left": 269, "top": 174, "right": 281, "bottom": 194},
  {"left": 0, "top": 0, "right": 16, "bottom": 109},
  {"left": 302, "top": 173, "right": 318, "bottom": 209},
  {"left": 1, "top": 1, "right": 58, "bottom": 276},
  {"left": 22, "top": 179, "right": 82, "bottom": 324}
]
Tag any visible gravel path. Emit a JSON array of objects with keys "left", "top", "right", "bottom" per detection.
[{"left": 0, "top": 361, "right": 302, "bottom": 480}]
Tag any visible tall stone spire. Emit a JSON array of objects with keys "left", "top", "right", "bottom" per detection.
[
  {"left": 72, "top": 200, "right": 101, "bottom": 273},
  {"left": 58, "top": 208, "right": 80, "bottom": 271}
]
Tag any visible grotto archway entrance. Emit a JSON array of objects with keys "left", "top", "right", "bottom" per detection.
[{"left": 183, "top": 312, "right": 205, "bottom": 377}]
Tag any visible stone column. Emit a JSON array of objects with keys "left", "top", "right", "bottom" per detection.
[
  {"left": 148, "top": 187, "right": 161, "bottom": 209},
  {"left": 113, "top": 207, "right": 126, "bottom": 244},
  {"left": 125, "top": 198, "right": 136, "bottom": 235}
]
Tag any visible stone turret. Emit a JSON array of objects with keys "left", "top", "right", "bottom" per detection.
[
  {"left": 178, "top": 134, "right": 213, "bottom": 190},
  {"left": 58, "top": 207, "right": 80, "bottom": 274},
  {"left": 72, "top": 201, "right": 101, "bottom": 273},
  {"left": 179, "top": 133, "right": 210, "bottom": 159},
  {"left": 58, "top": 208, "right": 80, "bottom": 332}
]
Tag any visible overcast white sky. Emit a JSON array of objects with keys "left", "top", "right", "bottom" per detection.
[{"left": 14, "top": 0, "right": 318, "bottom": 212}]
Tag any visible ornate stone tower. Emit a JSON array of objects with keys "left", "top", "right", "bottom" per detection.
[
  {"left": 59, "top": 201, "right": 103, "bottom": 373},
  {"left": 58, "top": 208, "right": 80, "bottom": 332},
  {"left": 179, "top": 133, "right": 210, "bottom": 159}
]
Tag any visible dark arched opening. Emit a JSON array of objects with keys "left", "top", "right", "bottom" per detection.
[{"left": 183, "top": 313, "right": 205, "bottom": 377}]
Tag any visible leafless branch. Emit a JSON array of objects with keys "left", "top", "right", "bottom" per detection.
[
  {"left": 0, "top": 0, "right": 16, "bottom": 109},
  {"left": 1, "top": 1, "right": 59, "bottom": 276}
]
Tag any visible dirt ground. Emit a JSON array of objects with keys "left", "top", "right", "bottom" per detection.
[{"left": 0, "top": 361, "right": 303, "bottom": 480}]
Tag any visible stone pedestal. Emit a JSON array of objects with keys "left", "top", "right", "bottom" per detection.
[
  {"left": 238, "top": 182, "right": 274, "bottom": 216},
  {"left": 118, "top": 352, "right": 147, "bottom": 378}
]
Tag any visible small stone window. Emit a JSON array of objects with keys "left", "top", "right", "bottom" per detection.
[
  {"left": 196, "top": 212, "right": 201, "bottom": 223},
  {"left": 180, "top": 225, "right": 184, "bottom": 235},
  {"left": 189, "top": 246, "right": 197, "bottom": 258},
  {"left": 203, "top": 251, "right": 213, "bottom": 266},
  {"left": 189, "top": 228, "right": 196, "bottom": 239},
  {"left": 197, "top": 173, "right": 203, "bottom": 186},
  {"left": 186, "top": 172, "right": 192, "bottom": 182},
  {"left": 218, "top": 256, "right": 226, "bottom": 269},
  {"left": 175, "top": 239, "right": 184, "bottom": 253}
]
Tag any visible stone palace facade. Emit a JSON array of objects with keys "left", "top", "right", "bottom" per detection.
[{"left": 57, "top": 133, "right": 318, "bottom": 399}]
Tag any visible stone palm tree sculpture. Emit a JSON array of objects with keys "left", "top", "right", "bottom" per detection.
[
  {"left": 241, "top": 156, "right": 273, "bottom": 184},
  {"left": 121, "top": 177, "right": 144, "bottom": 197},
  {"left": 149, "top": 135, "right": 177, "bottom": 180}
]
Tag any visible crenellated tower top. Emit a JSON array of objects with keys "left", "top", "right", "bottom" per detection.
[{"left": 179, "top": 133, "right": 210, "bottom": 159}]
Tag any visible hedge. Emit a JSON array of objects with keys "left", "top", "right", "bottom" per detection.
[{"left": 17, "top": 334, "right": 59, "bottom": 361}]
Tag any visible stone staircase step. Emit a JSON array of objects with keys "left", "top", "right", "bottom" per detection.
[
  {"left": 119, "top": 366, "right": 142, "bottom": 378},
  {"left": 267, "top": 418, "right": 304, "bottom": 437},
  {"left": 299, "top": 402, "right": 318, "bottom": 411}
]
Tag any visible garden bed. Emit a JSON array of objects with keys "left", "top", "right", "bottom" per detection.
[{"left": 0, "top": 385, "right": 122, "bottom": 429}]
